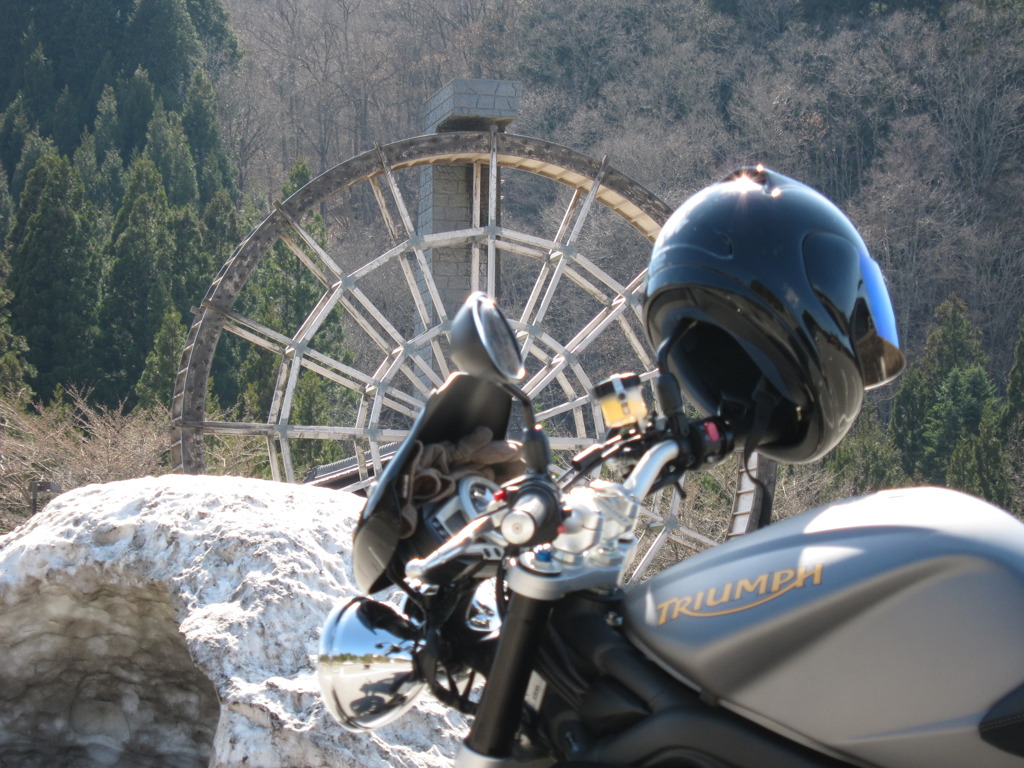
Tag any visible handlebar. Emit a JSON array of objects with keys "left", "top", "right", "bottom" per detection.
[
  {"left": 405, "top": 415, "right": 730, "bottom": 587},
  {"left": 404, "top": 477, "right": 562, "bottom": 585}
]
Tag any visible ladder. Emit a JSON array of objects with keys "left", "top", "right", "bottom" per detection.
[{"left": 727, "top": 452, "right": 777, "bottom": 539}]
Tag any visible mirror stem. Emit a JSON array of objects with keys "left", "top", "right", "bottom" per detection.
[{"left": 506, "top": 382, "right": 551, "bottom": 474}]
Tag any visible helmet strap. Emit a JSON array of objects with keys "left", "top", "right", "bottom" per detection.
[
  {"left": 655, "top": 319, "right": 695, "bottom": 373},
  {"left": 740, "top": 376, "right": 782, "bottom": 525},
  {"left": 654, "top": 320, "right": 696, "bottom": 417}
]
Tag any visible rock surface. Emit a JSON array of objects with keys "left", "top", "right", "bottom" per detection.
[{"left": 0, "top": 474, "right": 467, "bottom": 767}]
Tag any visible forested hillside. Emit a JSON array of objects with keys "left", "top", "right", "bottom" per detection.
[
  {"left": 0, "top": 0, "right": 243, "bottom": 409},
  {"left": 2, "top": 0, "right": 1024, "bottom": 521}
]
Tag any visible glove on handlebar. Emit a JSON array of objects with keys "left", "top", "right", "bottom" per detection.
[{"left": 398, "top": 426, "right": 525, "bottom": 537}]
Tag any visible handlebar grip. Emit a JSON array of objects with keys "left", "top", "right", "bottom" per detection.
[{"left": 499, "top": 482, "right": 562, "bottom": 546}]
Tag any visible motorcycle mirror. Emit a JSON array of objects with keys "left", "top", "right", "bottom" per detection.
[
  {"left": 450, "top": 293, "right": 550, "bottom": 470},
  {"left": 450, "top": 293, "right": 525, "bottom": 383},
  {"left": 318, "top": 597, "right": 426, "bottom": 732}
]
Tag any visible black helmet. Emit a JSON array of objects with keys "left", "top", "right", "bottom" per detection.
[{"left": 643, "top": 166, "right": 904, "bottom": 463}]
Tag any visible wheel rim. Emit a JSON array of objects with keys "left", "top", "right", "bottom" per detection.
[{"left": 171, "top": 130, "right": 737, "bottom": 563}]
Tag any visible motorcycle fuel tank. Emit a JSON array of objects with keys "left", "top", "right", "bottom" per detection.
[{"left": 623, "top": 487, "right": 1024, "bottom": 767}]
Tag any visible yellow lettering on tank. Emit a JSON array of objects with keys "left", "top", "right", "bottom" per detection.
[
  {"left": 795, "top": 562, "right": 824, "bottom": 588},
  {"left": 735, "top": 573, "right": 769, "bottom": 599},
  {"left": 671, "top": 596, "right": 693, "bottom": 621},
  {"left": 771, "top": 569, "right": 795, "bottom": 593},
  {"left": 655, "top": 563, "right": 826, "bottom": 622},
  {"left": 705, "top": 582, "right": 734, "bottom": 607},
  {"left": 655, "top": 599, "right": 677, "bottom": 626}
]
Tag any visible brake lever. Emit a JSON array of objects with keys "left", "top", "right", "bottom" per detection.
[{"left": 405, "top": 514, "right": 506, "bottom": 584}]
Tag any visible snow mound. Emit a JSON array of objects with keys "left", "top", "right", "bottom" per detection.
[{"left": 0, "top": 474, "right": 466, "bottom": 767}]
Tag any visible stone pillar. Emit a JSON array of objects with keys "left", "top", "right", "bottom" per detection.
[{"left": 418, "top": 79, "right": 522, "bottom": 318}]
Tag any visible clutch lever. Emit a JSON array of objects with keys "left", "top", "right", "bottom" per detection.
[{"left": 405, "top": 514, "right": 506, "bottom": 585}]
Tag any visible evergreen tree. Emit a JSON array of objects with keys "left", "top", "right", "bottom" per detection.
[
  {"left": 125, "top": 0, "right": 201, "bottom": 110},
  {"left": 68, "top": 1, "right": 129, "bottom": 125},
  {"left": 135, "top": 297, "right": 187, "bottom": 409},
  {"left": 201, "top": 187, "right": 243, "bottom": 259},
  {"left": 20, "top": 44, "right": 55, "bottom": 133},
  {"left": 73, "top": 132, "right": 101, "bottom": 208},
  {"left": 166, "top": 202, "right": 210, "bottom": 322},
  {"left": 0, "top": 160, "right": 21, "bottom": 391},
  {"left": 97, "top": 154, "right": 175, "bottom": 405},
  {"left": 892, "top": 295, "right": 989, "bottom": 480},
  {"left": 0, "top": 97, "right": 30, "bottom": 193},
  {"left": 202, "top": 187, "right": 244, "bottom": 406},
  {"left": 0, "top": 161, "right": 12, "bottom": 240},
  {"left": 96, "top": 149, "right": 126, "bottom": 214},
  {"left": 144, "top": 102, "right": 199, "bottom": 207},
  {"left": 0, "top": 4, "right": 31, "bottom": 106},
  {"left": 826, "top": 402, "right": 911, "bottom": 495},
  {"left": 892, "top": 366, "right": 933, "bottom": 480},
  {"left": 920, "top": 295, "right": 987, "bottom": 377},
  {"left": 1003, "top": 318, "right": 1024, "bottom": 516},
  {"left": 1005, "top": 316, "right": 1024, "bottom": 433},
  {"left": 11, "top": 132, "right": 58, "bottom": 203},
  {"left": 920, "top": 364, "right": 997, "bottom": 485},
  {"left": 0, "top": 247, "right": 32, "bottom": 396},
  {"left": 182, "top": 67, "right": 234, "bottom": 205},
  {"left": 115, "top": 68, "right": 156, "bottom": 160},
  {"left": 184, "top": 0, "right": 240, "bottom": 72},
  {"left": 5, "top": 151, "right": 101, "bottom": 399},
  {"left": 946, "top": 403, "right": 1013, "bottom": 509},
  {"left": 51, "top": 86, "right": 80, "bottom": 156},
  {"left": 84, "top": 52, "right": 118, "bottom": 136},
  {"left": 92, "top": 85, "right": 121, "bottom": 163}
]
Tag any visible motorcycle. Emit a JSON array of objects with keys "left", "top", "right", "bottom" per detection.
[
  {"left": 315, "top": 293, "right": 1024, "bottom": 768},
  {"left": 317, "top": 166, "right": 1024, "bottom": 768}
]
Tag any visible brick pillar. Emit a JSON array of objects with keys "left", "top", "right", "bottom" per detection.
[{"left": 418, "top": 79, "right": 522, "bottom": 318}]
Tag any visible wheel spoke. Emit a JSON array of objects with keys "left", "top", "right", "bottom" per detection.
[
  {"left": 520, "top": 161, "right": 608, "bottom": 360},
  {"left": 523, "top": 296, "right": 631, "bottom": 396},
  {"left": 279, "top": 232, "right": 331, "bottom": 287},
  {"left": 375, "top": 145, "right": 450, "bottom": 377},
  {"left": 472, "top": 162, "right": 483, "bottom": 293},
  {"left": 274, "top": 202, "right": 342, "bottom": 281},
  {"left": 369, "top": 174, "right": 402, "bottom": 243},
  {"left": 172, "top": 132, "right": 777, "bottom": 574}
]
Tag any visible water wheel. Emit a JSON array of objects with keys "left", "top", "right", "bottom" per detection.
[{"left": 171, "top": 130, "right": 773, "bottom": 575}]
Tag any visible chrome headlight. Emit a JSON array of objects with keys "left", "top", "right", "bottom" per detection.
[{"left": 318, "top": 597, "right": 426, "bottom": 731}]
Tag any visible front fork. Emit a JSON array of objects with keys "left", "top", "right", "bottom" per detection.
[{"left": 457, "top": 592, "right": 554, "bottom": 766}]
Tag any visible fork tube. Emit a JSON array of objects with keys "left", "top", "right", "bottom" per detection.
[{"left": 464, "top": 592, "right": 553, "bottom": 758}]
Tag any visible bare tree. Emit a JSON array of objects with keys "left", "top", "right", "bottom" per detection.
[
  {"left": 217, "top": 54, "right": 275, "bottom": 196},
  {"left": 736, "top": 0, "right": 801, "bottom": 37},
  {"left": 921, "top": 4, "right": 1024, "bottom": 201}
]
